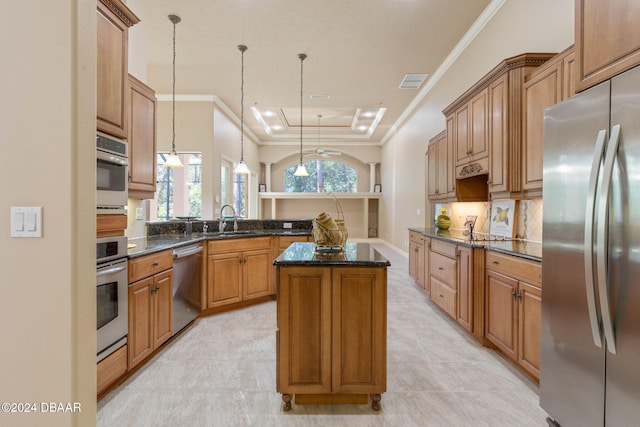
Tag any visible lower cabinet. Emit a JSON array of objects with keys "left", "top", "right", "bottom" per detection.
[
  {"left": 408, "top": 231, "right": 426, "bottom": 291},
  {"left": 276, "top": 265, "right": 386, "bottom": 410},
  {"left": 485, "top": 250, "right": 541, "bottom": 381},
  {"left": 128, "top": 250, "right": 173, "bottom": 370},
  {"left": 97, "top": 344, "right": 127, "bottom": 396},
  {"left": 207, "top": 237, "right": 272, "bottom": 308}
]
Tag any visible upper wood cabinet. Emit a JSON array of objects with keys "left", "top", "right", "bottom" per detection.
[
  {"left": 443, "top": 53, "right": 555, "bottom": 200},
  {"left": 97, "top": 0, "right": 139, "bottom": 139},
  {"left": 427, "top": 130, "right": 455, "bottom": 202},
  {"left": 128, "top": 74, "right": 157, "bottom": 199},
  {"left": 522, "top": 46, "right": 575, "bottom": 196},
  {"left": 576, "top": 0, "right": 640, "bottom": 92}
]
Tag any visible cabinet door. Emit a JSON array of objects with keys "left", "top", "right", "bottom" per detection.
[
  {"left": 523, "top": 61, "right": 562, "bottom": 192},
  {"left": 457, "top": 246, "right": 473, "bottom": 333},
  {"left": 128, "top": 276, "right": 153, "bottom": 369},
  {"left": 277, "top": 266, "right": 332, "bottom": 394},
  {"left": 427, "top": 142, "right": 439, "bottom": 199},
  {"left": 485, "top": 270, "right": 517, "bottom": 360},
  {"left": 243, "top": 249, "right": 272, "bottom": 299},
  {"left": 576, "top": 0, "right": 640, "bottom": 91},
  {"left": 207, "top": 253, "right": 242, "bottom": 308},
  {"left": 332, "top": 267, "right": 386, "bottom": 394},
  {"left": 408, "top": 241, "right": 418, "bottom": 280},
  {"left": 153, "top": 269, "right": 173, "bottom": 348},
  {"left": 469, "top": 88, "right": 489, "bottom": 161},
  {"left": 444, "top": 116, "right": 456, "bottom": 197},
  {"left": 97, "top": 2, "right": 129, "bottom": 139},
  {"left": 518, "top": 281, "right": 541, "bottom": 380},
  {"left": 488, "top": 74, "right": 509, "bottom": 193},
  {"left": 454, "top": 105, "right": 469, "bottom": 166},
  {"left": 128, "top": 75, "right": 157, "bottom": 196},
  {"left": 562, "top": 50, "right": 576, "bottom": 100}
]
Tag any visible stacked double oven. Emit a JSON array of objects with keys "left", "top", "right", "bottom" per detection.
[{"left": 96, "top": 132, "right": 129, "bottom": 362}]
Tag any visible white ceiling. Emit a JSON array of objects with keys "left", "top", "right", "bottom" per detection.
[{"left": 135, "top": 0, "right": 492, "bottom": 146}]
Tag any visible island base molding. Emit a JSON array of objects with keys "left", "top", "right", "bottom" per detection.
[{"left": 282, "top": 393, "right": 381, "bottom": 411}]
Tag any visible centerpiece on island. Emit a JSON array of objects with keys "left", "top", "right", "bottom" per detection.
[
  {"left": 435, "top": 207, "right": 451, "bottom": 230},
  {"left": 313, "top": 195, "right": 348, "bottom": 252}
]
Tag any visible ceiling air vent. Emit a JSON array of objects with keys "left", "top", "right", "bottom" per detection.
[{"left": 399, "top": 73, "right": 428, "bottom": 89}]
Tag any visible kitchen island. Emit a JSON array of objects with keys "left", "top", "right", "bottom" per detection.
[{"left": 273, "top": 242, "right": 390, "bottom": 411}]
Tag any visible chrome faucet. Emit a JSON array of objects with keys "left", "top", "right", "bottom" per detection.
[{"left": 219, "top": 204, "right": 238, "bottom": 233}]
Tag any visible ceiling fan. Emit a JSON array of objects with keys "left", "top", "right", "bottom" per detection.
[{"left": 304, "top": 115, "right": 342, "bottom": 158}]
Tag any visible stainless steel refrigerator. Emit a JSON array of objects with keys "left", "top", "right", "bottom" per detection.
[{"left": 541, "top": 65, "right": 640, "bottom": 426}]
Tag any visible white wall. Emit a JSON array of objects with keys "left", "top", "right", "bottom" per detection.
[
  {"left": 0, "top": 1, "right": 96, "bottom": 425},
  {"left": 382, "top": 0, "right": 574, "bottom": 251}
]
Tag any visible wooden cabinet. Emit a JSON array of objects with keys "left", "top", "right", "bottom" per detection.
[
  {"left": 97, "top": 0, "right": 139, "bottom": 139},
  {"left": 485, "top": 251, "right": 542, "bottom": 381},
  {"left": 427, "top": 239, "right": 479, "bottom": 335},
  {"left": 128, "top": 74, "right": 157, "bottom": 199},
  {"left": 428, "top": 239, "right": 459, "bottom": 319},
  {"left": 576, "top": 0, "right": 640, "bottom": 92},
  {"left": 97, "top": 344, "right": 127, "bottom": 396},
  {"left": 277, "top": 265, "right": 386, "bottom": 411},
  {"left": 522, "top": 46, "right": 575, "bottom": 195},
  {"left": 427, "top": 130, "right": 455, "bottom": 202},
  {"left": 96, "top": 214, "right": 127, "bottom": 238},
  {"left": 408, "top": 231, "right": 425, "bottom": 289},
  {"left": 128, "top": 250, "right": 173, "bottom": 369},
  {"left": 454, "top": 87, "right": 489, "bottom": 168},
  {"left": 207, "top": 237, "right": 272, "bottom": 308},
  {"left": 443, "top": 53, "right": 554, "bottom": 200}
]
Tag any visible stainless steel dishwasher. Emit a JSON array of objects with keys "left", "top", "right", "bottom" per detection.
[{"left": 172, "top": 243, "right": 203, "bottom": 335}]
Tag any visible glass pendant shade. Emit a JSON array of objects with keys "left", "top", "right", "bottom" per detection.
[
  {"left": 233, "top": 160, "right": 250, "bottom": 174},
  {"left": 294, "top": 163, "right": 309, "bottom": 177},
  {"left": 163, "top": 152, "right": 184, "bottom": 168}
]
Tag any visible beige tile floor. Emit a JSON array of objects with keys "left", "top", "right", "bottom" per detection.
[{"left": 97, "top": 243, "right": 549, "bottom": 426}]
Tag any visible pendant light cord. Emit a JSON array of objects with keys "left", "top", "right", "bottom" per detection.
[
  {"left": 171, "top": 15, "right": 178, "bottom": 154},
  {"left": 239, "top": 45, "right": 247, "bottom": 162},
  {"left": 299, "top": 53, "right": 307, "bottom": 165}
]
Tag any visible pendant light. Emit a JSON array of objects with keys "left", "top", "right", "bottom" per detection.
[
  {"left": 233, "top": 44, "right": 250, "bottom": 174},
  {"left": 163, "top": 14, "right": 184, "bottom": 168},
  {"left": 293, "top": 53, "right": 309, "bottom": 177}
]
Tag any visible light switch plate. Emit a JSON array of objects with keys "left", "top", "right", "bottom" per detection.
[{"left": 11, "top": 207, "right": 42, "bottom": 238}]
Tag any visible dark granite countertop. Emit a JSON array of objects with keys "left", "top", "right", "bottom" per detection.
[
  {"left": 273, "top": 242, "right": 391, "bottom": 267},
  {"left": 128, "top": 229, "right": 313, "bottom": 259},
  {"left": 408, "top": 227, "right": 541, "bottom": 262}
]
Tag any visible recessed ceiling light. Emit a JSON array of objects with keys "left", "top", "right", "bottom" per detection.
[
  {"left": 272, "top": 125, "right": 282, "bottom": 130},
  {"left": 362, "top": 111, "right": 375, "bottom": 118},
  {"left": 399, "top": 73, "right": 428, "bottom": 89},
  {"left": 263, "top": 110, "right": 275, "bottom": 117},
  {"left": 358, "top": 125, "right": 367, "bottom": 131},
  {"left": 309, "top": 94, "right": 330, "bottom": 99}
]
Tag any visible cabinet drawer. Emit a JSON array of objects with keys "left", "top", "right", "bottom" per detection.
[
  {"left": 278, "top": 235, "right": 310, "bottom": 251},
  {"left": 208, "top": 236, "right": 272, "bottom": 254},
  {"left": 97, "top": 344, "right": 127, "bottom": 395},
  {"left": 430, "top": 239, "right": 457, "bottom": 258},
  {"left": 485, "top": 251, "right": 541, "bottom": 286},
  {"left": 129, "top": 249, "right": 173, "bottom": 283},
  {"left": 431, "top": 277, "right": 457, "bottom": 318},
  {"left": 409, "top": 231, "right": 424, "bottom": 246},
  {"left": 430, "top": 251, "right": 456, "bottom": 287}
]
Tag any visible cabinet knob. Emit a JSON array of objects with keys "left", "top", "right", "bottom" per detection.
[{"left": 466, "top": 149, "right": 473, "bottom": 155}]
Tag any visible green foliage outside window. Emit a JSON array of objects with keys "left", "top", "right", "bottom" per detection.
[{"left": 284, "top": 160, "right": 357, "bottom": 192}]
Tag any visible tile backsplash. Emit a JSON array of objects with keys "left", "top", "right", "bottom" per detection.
[{"left": 435, "top": 198, "right": 542, "bottom": 242}]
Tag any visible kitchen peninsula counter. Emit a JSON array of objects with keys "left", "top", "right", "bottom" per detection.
[
  {"left": 408, "top": 227, "right": 541, "bottom": 262},
  {"left": 274, "top": 241, "right": 389, "bottom": 411}
]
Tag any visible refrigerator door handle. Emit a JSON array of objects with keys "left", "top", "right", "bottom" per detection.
[
  {"left": 584, "top": 129, "right": 608, "bottom": 348},
  {"left": 596, "top": 124, "right": 621, "bottom": 355}
]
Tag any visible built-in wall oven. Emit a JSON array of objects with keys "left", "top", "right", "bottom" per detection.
[
  {"left": 97, "top": 235, "right": 128, "bottom": 361},
  {"left": 97, "top": 132, "right": 128, "bottom": 213}
]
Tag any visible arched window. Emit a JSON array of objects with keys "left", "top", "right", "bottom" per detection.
[{"left": 284, "top": 160, "right": 357, "bottom": 192}]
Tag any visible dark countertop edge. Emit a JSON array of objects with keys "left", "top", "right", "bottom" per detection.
[
  {"left": 408, "top": 227, "right": 541, "bottom": 263},
  {"left": 128, "top": 230, "right": 312, "bottom": 259},
  {"left": 273, "top": 260, "right": 391, "bottom": 267}
]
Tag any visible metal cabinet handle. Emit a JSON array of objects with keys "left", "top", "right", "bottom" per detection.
[
  {"left": 492, "top": 260, "right": 499, "bottom": 265},
  {"left": 511, "top": 288, "right": 517, "bottom": 298},
  {"left": 596, "top": 124, "right": 621, "bottom": 354},
  {"left": 152, "top": 262, "right": 159, "bottom": 267}
]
